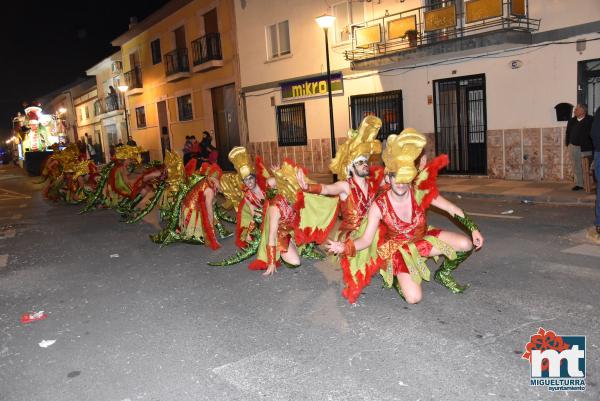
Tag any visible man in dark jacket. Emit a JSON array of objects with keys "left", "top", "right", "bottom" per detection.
[
  {"left": 565, "top": 104, "right": 593, "bottom": 190},
  {"left": 591, "top": 106, "right": 600, "bottom": 234}
]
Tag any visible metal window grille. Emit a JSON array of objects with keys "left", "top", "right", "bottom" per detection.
[
  {"left": 135, "top": 106, "right": 146, "bottom": 128},
  {"left": 177, "top": 95, "right": 193, "bottom": 121},
  {"left": 433, "top": 74, "right": 487, "bottom": 174},
  {"left": 349, "top": 90, "right": 404, "bottom": 140},
  {"left": 276, "top": 103, "right": 307, "bottom": 146}
]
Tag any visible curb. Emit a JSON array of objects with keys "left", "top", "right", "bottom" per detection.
[{"left": 440, "top": 190, "right": 596, "bottom": 206}]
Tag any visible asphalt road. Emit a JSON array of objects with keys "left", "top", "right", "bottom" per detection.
[{"left": 0, "top": 164, "right": 598, "bottom": 401}]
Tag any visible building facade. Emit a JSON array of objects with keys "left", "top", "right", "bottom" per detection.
[
  {"left": 36, "top": 78, "right": 98, "bottom": 144},
  {"left": 111, "top": 0, "right": 244, "bottom": 166},
  {"left": 236, "top": 0, "right": 600, "bottom": 181},
  {"left": 86, "top": 52, "right": 128, "bottom": 162}
]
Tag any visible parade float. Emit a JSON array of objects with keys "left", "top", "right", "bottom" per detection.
[{"left": 12, "top": 104, "right": 67, "bottom": 175}]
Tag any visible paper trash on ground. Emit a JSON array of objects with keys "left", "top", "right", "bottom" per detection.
[{"left": 38, "top": 340, "right": 56, "bottom": 348}]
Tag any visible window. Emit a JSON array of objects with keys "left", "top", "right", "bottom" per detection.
[
  {"left": 84, "top": 106, "right": 89, "bottom": 119},
  {"left": 276, "top": 103, "right": 307, "bottom": 146},
  {"left": 135, "top": 106, "right": 147, "bottom": 128},
  {"left": 332, "top": 1, "right": 364, "bottom": 43},
  {"left": 350, "top": 90, "right": 404, "bottom": 141},
  {"left": 266, "top": 20, "right": 290, "bottom": 59},
  {"left": 150, "top": 39, "right": 162, "bottom": 64},
  {"left": 177, "top": 94, "right": 193, "bottom": 121}
]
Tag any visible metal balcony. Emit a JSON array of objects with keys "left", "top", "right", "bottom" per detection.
[
  {"left": 192, "top": 33, "right": 224, "bottom": 72},
  {"left": 344, "top": 0, "right": 540, "bottom": 69},
  {"left": 164, "top": 48, "right": 191, "bottom": 82},
  {"left": 124, "top": 66, "right": 143, "bottom": 95}
]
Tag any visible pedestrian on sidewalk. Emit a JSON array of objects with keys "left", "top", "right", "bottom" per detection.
[
  {"left": 591, "top": 105, "right": 600, "bottom": 234},
  {"left": 565, "top": 104, "right": 593, "bottom": 191}
]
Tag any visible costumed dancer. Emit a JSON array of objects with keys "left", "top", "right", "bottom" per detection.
[
  {"left": 151, "top": 162, "right": 232, "bottom": 249},
  {"left": 326, "top": 129, "right": 484, "bottom": 304},
  {"left": 253, "top": 160, "right": 339, "bottom": 275},
  {"left": 82, "top": 145, "right": 143, "bottom": 211},
  {"left": 297, "top": 116, "right": 384, "bottom": 303},
  {"left": 206, "top": 147, "right": 273, "bottom": 266}
]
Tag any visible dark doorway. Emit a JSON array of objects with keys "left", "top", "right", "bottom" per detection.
[
  {"left": 433, "top": 74, "right": 487, "bottom": 175},
  {"left": 349, "top": 90, "right": 403, "bottom": 141},
  {"left": 157, "top": 100, "right": 170, "bottom": 160},
  {"left": 203, "top": 9, "right": 219, "bottom": 34},
  {"left": 174, "top": 26, "right": 186, "bottom": 49},
  {"left": 211, "top": 83, "right": 240, "bottom": 170},
  {"left": 578, "top": 58, "right": 600, "bottom": 116}
]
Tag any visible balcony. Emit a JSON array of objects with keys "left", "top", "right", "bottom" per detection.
[
  {"left": 92, "top": 96, "right": 124, "bottom": 122},
  {"left": 344, "top": 0, "right": 540, "bottom": 69},
  {"left": 124, "top": 66, "right": 144, "bottom": 95},
  {"left": 164, "top": 48, "right": 191, "bottom": 82},
  {"left": 191, "top": 33, "right": 224, "bottom": 72}
]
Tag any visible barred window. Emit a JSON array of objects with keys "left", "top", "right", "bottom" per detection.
[
  {"left": 276, "top": 103, "right": 307, "bottom": 146},
  {"left": 135, "top": 106, "right": 146, "bottom": 128},
  {"left": 177, "top": 94, "right": 193, "bottom": 121},
  {"left": 350, "top": 90, "right": 403, "bottom": 140}
]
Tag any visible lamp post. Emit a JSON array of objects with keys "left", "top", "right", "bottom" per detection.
[
  {"left": 315, "top": 14, "right": 337, "bottom": 179},
  {"left": 118, "top": 85, "right": 130, "bottom": 142}
]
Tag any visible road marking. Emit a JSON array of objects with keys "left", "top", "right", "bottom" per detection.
[
  {"left": 0, "top": 229, "right": 15, "bottom": 239},
  {"left": 0, "top": 188, "right": 30, "bottom": 201},
  {"left": 561, "top": 244, "right": 600, "bottom": 258},
  {"left": 0, "top": 255, "right": 7, "bottom": 268},
  {"left": 466, "top": 211, "right": 523, "bottom": 220},
  {"left": 0, "top": 214, "right": 22, "bottom": 221}
]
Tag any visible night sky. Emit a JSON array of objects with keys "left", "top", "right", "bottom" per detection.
[{"left": 0, "top": 0, "right": 171, "bottom": 140}]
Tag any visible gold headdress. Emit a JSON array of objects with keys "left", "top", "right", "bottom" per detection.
[
  {"left": 228, "top": 147, "right": 254, "bottom": 180},
  {"left": 72, "top": 160, "right": 92, "bottom": 180},
  {"left": 382, "top": 128, "right": 427, "bottom": 184},
  {"left": 329, "top": 115, "right": 383, "bottom": 180},
  {"left": 163, "top": 150, "right": 185, "bottom": 192},
  {"left": 51, "top": 143, "right": 79, "bottom": 166},
  {"left": 115, "top": 145, "right": 143, "bottom": 163},
  {"left": 272, "top": 160, "right": 304, "bottom": 204}
]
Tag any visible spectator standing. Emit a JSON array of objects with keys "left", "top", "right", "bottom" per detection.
[{"left": 566, "top": 104, "right": 593, "bottom": 190}]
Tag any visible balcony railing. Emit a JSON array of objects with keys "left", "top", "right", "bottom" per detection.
[
  {"left": 164, "top": 48, "right": 190, "bottom": 76},
  {"left": 104, "top": 95, "right": 122, "bottom": 112},
  {"left": 124, "top": 66, "right": 143, "bottom": 90},
  {"left": 191, "top": 33, "right": 223, "bottom": 66},
  {"left": 344, "top": 0, "right": 540, "bottom": 61}
]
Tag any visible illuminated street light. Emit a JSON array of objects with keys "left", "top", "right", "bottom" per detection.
[
  {"left": 315, "top": 13, "right": 337, "bottom": 179},
  {"left": 58, "top": 107, "right": 67, "bottom": 114}
]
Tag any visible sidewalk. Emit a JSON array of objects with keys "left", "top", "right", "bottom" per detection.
[{"left": 437, "top": 176, "right": 597, "bottom": 206}]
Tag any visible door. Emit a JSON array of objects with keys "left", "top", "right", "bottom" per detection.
[
  {"left": 434, "top": 74, "right": 487, "bottom": 174},
  {"left": 157, "top": 100, "right": 171, "bottom": 160},
  {"left": 578, "top": 58, "right": 600, "bottom": 116},
  {"left": 174, "top": 26, "right": 186, "bottom": 49},
  {"left": 211, "top": 83, "right": 240, "bottom": 170},
  {"left": 203, "top": 9, "right": 218, "bottom": 34},
  {"left": 129, "top": 52, "right": 140, "bottom": 68}
]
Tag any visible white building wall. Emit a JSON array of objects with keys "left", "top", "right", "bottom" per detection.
[{"left": 235, "top": 0, "right": 600, "bottom": 178}]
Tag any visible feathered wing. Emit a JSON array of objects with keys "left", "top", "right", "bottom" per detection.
[{"left": 220, "top": 172, "right": 245, "bottom": 210}]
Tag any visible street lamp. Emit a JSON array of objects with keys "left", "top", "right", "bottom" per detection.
[
  {"left": 315, "top": 14, "right": 337, "bottom": 179},
  {"left": 58, "top": 107, "right": 67, "bottom": 115},
  {"left": 118, "top": 85, "right": 131, "bottom": 142}
]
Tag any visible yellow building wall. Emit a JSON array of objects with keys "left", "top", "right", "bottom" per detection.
[{"left": 119, "top": 0, "right": 241, "bottom": 162}]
